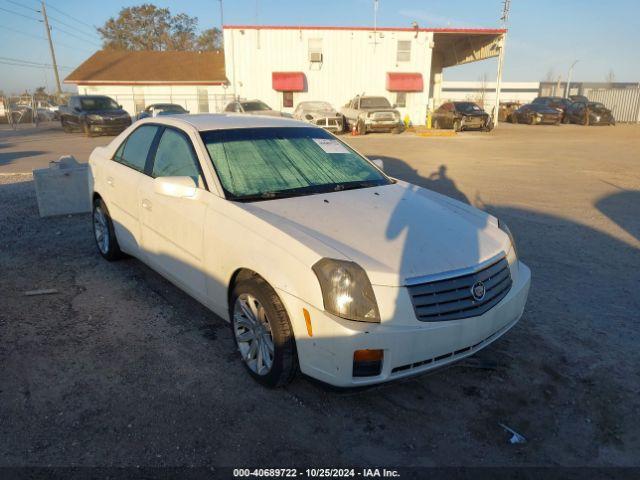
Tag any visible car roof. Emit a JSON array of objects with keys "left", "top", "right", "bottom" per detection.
[{"left": 137, "top": 113, "right": 308, "bottom": 131}]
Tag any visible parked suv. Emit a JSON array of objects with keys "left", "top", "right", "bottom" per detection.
[
  {"left": 60, "top": 95, "right": 131, "bottom": 136},
  {"left": 340, "top": 95, "right": 404, "bottom": 134}
]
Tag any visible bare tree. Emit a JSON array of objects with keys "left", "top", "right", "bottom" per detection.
[
  {"left": 544, "top": 68, "right": 555, "bottom": 82},
  {"left": 476, "top": 73, "right": 488, "bottom": 108}
]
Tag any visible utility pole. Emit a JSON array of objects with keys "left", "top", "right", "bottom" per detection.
[
  {"left": 492, "top": 0, "right": 510, "bottom": 127},
  {"left": 218, "top": 0, "right": 224, "bottom": 28},
  {"left": 40, "top": 0, "right": 62, "bottom": 96},
  {"left": 565, "top": 59, "right": 579, "bottom": 98}
]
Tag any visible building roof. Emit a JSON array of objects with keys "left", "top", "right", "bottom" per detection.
[
  {"left": 223, "top": 24, "right": 506, "bottom": 34},
  {"left": 64, "top": 50, "right": 227, "bottom": 85}
]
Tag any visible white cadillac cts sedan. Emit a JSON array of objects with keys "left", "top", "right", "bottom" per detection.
[{"left": 89, "top": 114, "right": 531, "bottom": 388}]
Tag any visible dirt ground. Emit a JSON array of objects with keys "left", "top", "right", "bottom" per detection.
[{"left": 0, "top": 122, "right": 639, "bottom": 467}]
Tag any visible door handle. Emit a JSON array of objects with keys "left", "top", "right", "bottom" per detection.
[
  {"left": 106, "top": 177, "right": 114, "bottom": 186},
  {"left": 141, "top": 199, "right": 152, "bottom": 211}
]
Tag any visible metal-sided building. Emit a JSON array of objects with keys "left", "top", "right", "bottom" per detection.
[{"left": 223, "top": 25, "right": 506, "bottom": 125}]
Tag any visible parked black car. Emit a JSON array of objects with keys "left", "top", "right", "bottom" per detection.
[
  {"left": 511, "top": 103, "right": 562, "bottom": 125},
  {"left": 432, "top": 101, "right": 493, "bottom": 131},
  {"left": 60, "top": 95, "right": 131, "bottom": 136},
  {"left": 137, "top": 103, "right": 189, "bottom": 120},
  {"left": 531, "top": 96, "right": 573, "bottom": 123},
  {"left": 565, "top": 101, "right": 615, "bottom": 126}
]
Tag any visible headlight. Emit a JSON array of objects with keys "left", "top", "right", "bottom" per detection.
[
  {"left": 498, "top": 219, "right": 517, "bottom": 259},
  {"left": 312, "top": 258, "right": 380, "bottom": 323},
  {"left": 87, "top": 114, "right": 102, "bottom": 122}
]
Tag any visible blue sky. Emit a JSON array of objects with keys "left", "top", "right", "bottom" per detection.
[{"left": 1, "top": 0, "right": 638, "bottom": 94}]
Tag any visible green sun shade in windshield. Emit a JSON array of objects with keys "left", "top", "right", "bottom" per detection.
[{"left": 201, "top": 127, "right": 387, "bottom": 199}]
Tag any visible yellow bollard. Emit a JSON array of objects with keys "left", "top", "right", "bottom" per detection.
[{"left": 426, "top": 111, "right": 432, "bottom": 129}]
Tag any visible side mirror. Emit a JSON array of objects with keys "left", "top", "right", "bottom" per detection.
[
  {"left": 154, "top": 176, "right": 197, "bottom": 198},
  {"left": 118, "top": 104, "right": 123, "bottom": 109},
  {"left": 372, "top": 158, "right": 384, "bottom": 170}
]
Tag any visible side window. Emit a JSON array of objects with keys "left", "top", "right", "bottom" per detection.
[
  {"left": 152, "top": 128, "right": 202, "bottom": 181},
  {"left": 115, "top": 125, "right": 158, "bottom": 172}
]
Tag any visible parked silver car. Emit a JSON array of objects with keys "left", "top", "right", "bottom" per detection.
[
  {"left": 293, "top": 101, "right": 344, "bottom": 133},
  {"left": 224, "top": 100, "right": 290, "bottom": 117}
]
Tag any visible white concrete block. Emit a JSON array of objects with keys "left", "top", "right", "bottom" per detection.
[{"left": 33, "top": 156, "right": 91, "bottom": 217}]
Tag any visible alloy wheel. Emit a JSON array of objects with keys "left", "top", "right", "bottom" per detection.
[
  {"left": 93, "top": 206, "right": 110, "bottom": 254},
  {"left": 233, "top": 294, "right": 275, "bottom": 376}
]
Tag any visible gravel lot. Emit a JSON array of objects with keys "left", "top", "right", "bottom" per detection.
[{"left": 1, "top": 122, "right": 639, "bottom": 467}]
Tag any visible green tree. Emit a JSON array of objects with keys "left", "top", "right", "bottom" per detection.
[{"left": 97, "top": 4, "right": 220, "bottom": 51}]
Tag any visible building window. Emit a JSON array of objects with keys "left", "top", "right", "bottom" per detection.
[
  {"left": 197, "top": 88, "right": 209, "bottom": 113},
  {"left": 397, "top": 40, "right": 411, "bottom": 62},
  {"left": 396, "top": 92, "right": 407, "bottom": 108},
  {"left": 309, "top": 38, "right": 323, "bottom": 62},
  {"left": 283, "top": 91, "right": 294, "bottom": 108}
]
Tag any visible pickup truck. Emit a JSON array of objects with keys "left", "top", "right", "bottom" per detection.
[
  {"left": 340, "top": 95, "right": 404, "bottom": 134},
  {"left": 60, "top": 95, "right": 131, "bottom": 136}
]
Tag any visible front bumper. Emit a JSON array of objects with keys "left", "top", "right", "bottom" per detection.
[
  {"left": 88, "top": 119, "right": 131, "bottom": 135},
  {"left": 277, "top": 260, "right": 531, "bottom": 387}
]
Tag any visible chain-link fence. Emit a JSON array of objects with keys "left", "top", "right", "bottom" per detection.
[{"left": 1, "top": 95, "right": 60, "bottom": 129}]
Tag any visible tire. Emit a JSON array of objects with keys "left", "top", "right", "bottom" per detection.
[
  {"left": 356, "top": 119, "right": 367, "bottom": 135},
  {"left": 527, "top": 116, "right": 535, "bottom": 125},
  {"left": 433, "top": 119, "right": 440, "bottom": 129},
  {"left": 391, "top": 125, "right": 404, "bottom": 134},
  {"left": 92, "top": 197, "right": 125, "bottom": 261},
  {"left": 562, "top": 115, "right": 570, "bottom": 124},
  {"left": 512, "top": 115, "right": 518, "bottom": 124},
  {"left": 453, "top": 119, "right": 461, "bottom": 132},
  {"left": 230, "top": 277, "right": 298, "bottom": 387},
  {"left": 61, "top": 119, "right": 72, "bottom": 133}
]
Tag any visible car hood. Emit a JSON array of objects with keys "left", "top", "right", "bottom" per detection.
[
  {"left": 240, "top": 181, "right": 510, "bottom": 286},
  {"left": 361, "top": 108, "right": 399, "bottom": 114},
  {"left": 305, "top": 110, "right": 341, "bottom": 118}
]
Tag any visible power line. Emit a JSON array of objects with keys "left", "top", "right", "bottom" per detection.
[
  {"left": 4, "top": 0, "right": 37, "bottom": 12},
  {"left": 0, "top": 5, "right": 40, "bottom": 21},
  {"left": 49, "top": 24, "right": 101, "bottom": 47},
  {"left": 46, "top": 13, "right": 98, "bottom": 40},
  {"left": 0, "top": 24, "right": 94, "bottom": 52},
  {"left": 45, "top": 1, "right": 95, "bottom": 31},
  {"left": 0, "top": 55, "right": 74, "bottom": 69}
]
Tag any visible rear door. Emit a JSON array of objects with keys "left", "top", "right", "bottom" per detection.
[
  {"left": 103, "top": 124, "right": 160, "bottom": 256},
  {"left": 138, "top": 126, "right": 209, "bottom": 297}
]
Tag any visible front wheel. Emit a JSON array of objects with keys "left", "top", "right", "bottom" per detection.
[
  {"left": 453, "top": 119, "right": 461, "bottom": 132},
  {"left": 93, "top": 198, "right": 125, "bottom": 261},
  {"left": 231, "top": 277, "right": 298, "bottom": 387}
]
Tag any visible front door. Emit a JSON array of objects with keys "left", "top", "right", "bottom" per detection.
[{"left": 138, "top": 127, "right": 209, "bottom": 298}]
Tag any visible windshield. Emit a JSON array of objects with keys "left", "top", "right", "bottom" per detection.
[
  {"left": 201, "top": 127, "right": 391, "bottom": 201},
  {"left": 360, "top": 97, "right": 391, "bottom": 109},
  {"left": 80, "top": 97, "right": 119, "bottom": 111},
  {"left": 242, "top": 101, "right": 272, "bottom": 112},
  {"left": 455, "top": 102, "right": 482, "bottom": 113},
  {"left": 301, "top": 102, "right": 333, "bottom": 111}
]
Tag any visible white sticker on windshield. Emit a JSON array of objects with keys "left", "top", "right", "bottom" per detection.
[{"left": 313, "top": 138, "right": 350, "bottom": 154}]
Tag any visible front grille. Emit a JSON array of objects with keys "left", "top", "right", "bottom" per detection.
[
  {"left": 316, "top": 118, "right": 340, "bottom": 127},
  {"left": 408, "top": 256, "right": 512, "bottom": 322},
  {"left": 373, "top": 113, "right": 394, "bottom": 121}
]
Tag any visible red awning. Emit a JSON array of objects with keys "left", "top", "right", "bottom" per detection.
[
  {"left": 272, "top": 72, "right": 305, "bottom": 92},
  {"left": 386, "top": 72, "right": 424, "bottom": 92}
]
